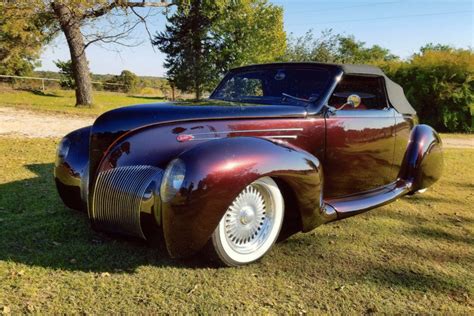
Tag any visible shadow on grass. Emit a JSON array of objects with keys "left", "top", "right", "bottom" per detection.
[
  {"left": 362, "top": 264, "right": 469, "bottom": 295},
  {"left": 0, "top": 163, "right": 209, "bottom": 273},
  {"left": 447, "top": 180, "right": 474, "bottom": 190},
  {"left": 19, "top": 88, "right": 61, "bottom": 97},
  {"left": 275, "top": 232, "right": 469, "bottom": 295},
  {"left": 408, "top": 194, "right": 464, "bottom": 205},
  {"left": 406, "top": 226, "right": 473, "bottom": 244},
  {"left": 388, "top": 243, "right": 472, "bottom": 265}
]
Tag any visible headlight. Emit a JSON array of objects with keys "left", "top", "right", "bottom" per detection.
[
  {"left": 56, "top": 137, "right": 71, "bottom": 163},
  {"left": 160, "top": 159, "right": 186, "bottom": 202}
]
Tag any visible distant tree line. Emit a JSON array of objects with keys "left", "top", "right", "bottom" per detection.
[{"left": 36, "top": 63, "right": 170, "bottom": 96}]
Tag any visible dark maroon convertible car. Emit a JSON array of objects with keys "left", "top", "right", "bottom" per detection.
[{"left": 55, "top": 63, "right": 443, "bottom": 266}]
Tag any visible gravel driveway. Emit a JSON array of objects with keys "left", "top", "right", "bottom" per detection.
[
  {"left": 0, "top": 107, "right": 94, "bottom": 138},
  {"left": 0, "top": 107, "right": 472, "bottom": 148}
]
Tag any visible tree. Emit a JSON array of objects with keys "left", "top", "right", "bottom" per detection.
[
  {"left": 48, "top": 0, "right": 173, "bottom": 106},
  {"left": 419, "top": 43, "right": 454, "bottom": 54},
  {"left": 0, "top": 0, "right": 171, "bottom": 105},
  {"left": 0, "top": 3, "right": 53, "bottom": 76},
  {"left": 283, "top": 29, "right": 397, "bottom": 64},
  {"left": 118, "top": 70, "right": 139, "bottom": 93},
  {"left": 154, "top": 0, "right": 285, "bottom": 100},
  {"left": 336, "top": 35, "right": 397, "bottom": 63},
  {"left": 282, "top": 29, "right": 340, "bottom": 63},
  {"left": 153, "top": 0, "right": 216, "bottom": 100},
  {"left": 106, "top": 69, "right": 139, "bottom": 93},
  {"left": 54, "top": 59, "right": 76, "bottom": 89}
]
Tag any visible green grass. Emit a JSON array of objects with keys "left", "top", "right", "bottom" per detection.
[
  {"left": 0, "top": 88, "right": 164, "bottom": 116},
  {"left": 0, "top": 137, "right": 473, "bottom": 314}
]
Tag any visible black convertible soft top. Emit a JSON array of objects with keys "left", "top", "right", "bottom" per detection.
[
  {"left": 342, "top": 64, "right": 416, "bottom": 115},
  {"left": 231, "top": 62, "right": 417, "bottom": 115}
]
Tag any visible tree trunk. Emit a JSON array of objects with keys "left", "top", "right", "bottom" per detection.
[
  {"left": 195, "top": 82, "right": 201, "bottom": 100},
  {"left": 171, "top": 84, "right": 176, "bottom": 101},
  {"left": 52, "top": 2, "right": 93, "bottom": 106}
]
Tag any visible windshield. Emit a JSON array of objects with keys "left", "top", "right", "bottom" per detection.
[{"left": 210, "top": 67, "right": 331, "bottom": 106}]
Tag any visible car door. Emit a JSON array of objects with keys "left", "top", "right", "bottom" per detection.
[{"left": 324, "top": 75, "right": 397, "bottom": 198}]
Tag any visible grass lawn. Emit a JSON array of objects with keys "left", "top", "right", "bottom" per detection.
[
  {"left": 0, "top": 137, "right": 472, "bottom": 314},
  {"left": 0, "top": 88, "right": 164, "bottom": 116}
]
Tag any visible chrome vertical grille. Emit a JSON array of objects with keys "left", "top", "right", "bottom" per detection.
[{"left": 91, "top": 165, "right": 162, "bottom": 239}]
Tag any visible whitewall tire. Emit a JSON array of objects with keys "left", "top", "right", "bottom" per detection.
[{"left": 210, "top": 177, "right": 284, "bottom": 266}]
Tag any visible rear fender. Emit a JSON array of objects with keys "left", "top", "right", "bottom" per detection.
[
  {"left": 162, "top": 137, "right": 324, "bottom": 258},
  {"left": 398, "top": 124, "right": 443, "bottom": 192}
]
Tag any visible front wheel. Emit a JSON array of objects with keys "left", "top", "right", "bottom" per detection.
[{"left": 209, "top": 177, "right": 284, "bottom": 266}]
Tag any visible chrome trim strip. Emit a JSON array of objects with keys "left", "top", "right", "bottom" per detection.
[
  {"left": 189, "top": 135, "right": 299, "bottom": 141},
  {"left": 264, "top": 135, "right": 298, "bottom": 139},
  {"left": 189, "top": 137, "right": 224, "bottom": 141},
  {"left": 189, "top": 128, "right": 303, "bottom": 136}
]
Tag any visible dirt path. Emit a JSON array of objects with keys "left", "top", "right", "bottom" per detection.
[
  {"left": 441, "top": 137, "right": 474, "bottom": 148},
  {"left": 0, "top": 107, "right": 94, "bottom": 138},
  {"left": 0, "top": 107, "right": 473, "bottom": 148}
]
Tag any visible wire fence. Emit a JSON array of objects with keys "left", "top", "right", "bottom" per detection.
[{"left": 0, "top": 74, "right": 125, "bottom": 92}]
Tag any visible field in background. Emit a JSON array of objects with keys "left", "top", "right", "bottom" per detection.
[
  {"left": 0, "top": 87, "right": 165, "bottom": 116},
  {"left": 0, "top": 137, "right": 472, "bottom": 314}
]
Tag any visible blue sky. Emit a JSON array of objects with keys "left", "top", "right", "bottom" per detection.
[{"left": 38, "top": 0, "right": 473, "bottom": 77}]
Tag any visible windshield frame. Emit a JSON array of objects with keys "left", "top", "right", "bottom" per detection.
[{"left": 210, "top": 63, "right": 343, "bottom": 113}]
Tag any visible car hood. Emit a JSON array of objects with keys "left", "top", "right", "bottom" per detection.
[
  {"left": 89, "top": 101, "right": 307, "bottom": 180},
  {"left": 92, "top": 100, "right": 306, "bottom": 135}
]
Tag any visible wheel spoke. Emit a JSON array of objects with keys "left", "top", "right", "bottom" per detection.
[{"left": 222, "top": 182, "right": 278, "bottom": 254}]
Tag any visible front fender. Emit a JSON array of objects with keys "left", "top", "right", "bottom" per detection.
[
  {"left": 54, "top": 126, "right": 91, "bottom": 211},
  {"left": 162, "top": 137, "right": 323, "bottom": 258},
  {"left": 398, "top": 124, "right": 443, "bottom": 192}
]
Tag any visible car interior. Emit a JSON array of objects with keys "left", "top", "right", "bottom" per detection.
[{"left": 328, "top": 75, "right": 388, "bottom": 110}]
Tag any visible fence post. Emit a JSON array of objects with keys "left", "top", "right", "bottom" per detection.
[{"left": 42, "top": 79, "right": 45, "bottom": 92}]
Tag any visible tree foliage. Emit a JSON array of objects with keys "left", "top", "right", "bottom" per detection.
[
  {"left": 381, "top": 48, "right": 473, "bottom": 132},
  {"left": 282, "top": 29, "right": 397, "bottom": 64},
  {"left": 105, "top": 70, "right": 139, "bottom": 93},
  {"left": 0, "top": 3, "right": 53, "bottom": 75},
  {"left": 54, "top": 60, "right": 76, "bottom": 89},
  {"left": 117, "top": 70, "right": 139, "bottom": 93},
  {"left": 153, "top": 0, "right": 285, "bottom": 99}
]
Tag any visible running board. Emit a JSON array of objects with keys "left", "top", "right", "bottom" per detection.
[{"left": 322, "top": 180, "right": 411, "bottom": 222}]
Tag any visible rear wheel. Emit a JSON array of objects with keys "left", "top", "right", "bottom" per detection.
[{"left": 209, "top": 177, "right": 284, "bottom": 266}]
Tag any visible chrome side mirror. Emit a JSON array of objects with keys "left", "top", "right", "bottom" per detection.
[{"left": 346, "top": 94, "right": 361, "bottom": 108}]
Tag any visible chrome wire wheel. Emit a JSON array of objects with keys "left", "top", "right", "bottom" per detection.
[{"left": 211, "top": 177, "right": 284, "bottom": 266}]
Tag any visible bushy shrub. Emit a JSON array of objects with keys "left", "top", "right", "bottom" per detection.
[
  {"left": 382, "top": 48, "right": 473, "bottom": 132},
  {"left": 54, "top": 60, "right": 75, "bottom": 89}
]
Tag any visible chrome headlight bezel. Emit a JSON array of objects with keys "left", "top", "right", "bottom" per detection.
[{"left": 160, "top": 158, "right": 186, "bottom": 203}]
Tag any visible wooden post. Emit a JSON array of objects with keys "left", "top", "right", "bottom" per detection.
[{"left": 42, "top": 79, "right": 45, "bottom": 92}]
